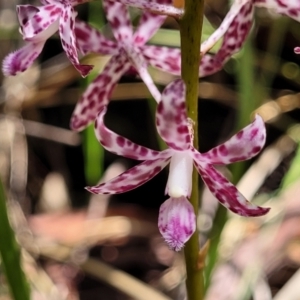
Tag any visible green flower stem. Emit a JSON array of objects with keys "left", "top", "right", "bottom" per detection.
[
  {"left": 179, "top": 0, "right": 205, "bottom": 298},
  {"left": 0, "top": 179, "right": 30, "bottom": 300}
]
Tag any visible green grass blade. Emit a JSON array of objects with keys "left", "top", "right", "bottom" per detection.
[
  {"left": 0, "top": 179, "right": 30, "bottom": 300},
  {"left": 82, "top": 0, "right": 105, "bottom": 185}
]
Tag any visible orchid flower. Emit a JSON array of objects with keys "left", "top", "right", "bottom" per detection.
[
  {"left": 2, "top": 0, "right": 93, "bottom": 78},
  {"left": 86, "top": 79, "right": 270, "bottom": 250},
  {"left": 200, "top": 0, "right": 300, "bottom": 73},
  {"left": 70, "top": 0, "right": 184, "bottom": 131},
  {"left": 70, "top": 0, "right": 243, "bottom": 132}
]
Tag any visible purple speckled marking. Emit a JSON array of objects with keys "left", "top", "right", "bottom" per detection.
[
  {"left": 102, "top": 0, "right": 133, "bottom": 43},
  {"left": 75, "top": 20, "right": 117, "bottom": 55},
  {"left": 156, "top": 79, "right": 191, "bottom": 150},
  {"left": 201, "top": 115, "right": 266, "bottom": 165},
  {"left": 70, "top": 53, "right": 131, "bottom": 131},
  {"left": 142, "top": 45, "right": 182, "bottom": 75},
  {"left": 200, "top": 0, "right": 253, "bottom": 77},
  {"left": 133, "top": 12, "right": 166, "bottom": 46},
  {"left": 195, "top": 162, "right": 270, "bottom": 217},
  {"left": 86, "top": 157, "right": 170, "bottom": 194}
]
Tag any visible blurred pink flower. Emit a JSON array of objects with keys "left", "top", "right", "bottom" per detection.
[
  {"left": 70, "top": 0, "right": 243, "bottom": 132},
  {"left": 86, "top": 79, "right": 270, "bottom": 250},
  {"left": 200, "top": 0, "right": 300, "bottom": 75},
  {"left": 70, "top": 0, "right": 183, "bottom": 131},
  {"left": 2, "top": 0, "right": 93, "bottom": 77}
]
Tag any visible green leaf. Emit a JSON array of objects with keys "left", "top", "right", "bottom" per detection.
[{"left": 0, "top": 179, "right": 30, "bottom": 300}]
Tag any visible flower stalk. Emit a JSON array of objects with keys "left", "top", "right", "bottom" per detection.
[{"left": 179, "top": 0, "right": 205, "bottom": 298}]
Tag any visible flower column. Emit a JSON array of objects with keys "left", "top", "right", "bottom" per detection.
[{"left": 178, "top": 0, "right": 205, "bottom": 298}]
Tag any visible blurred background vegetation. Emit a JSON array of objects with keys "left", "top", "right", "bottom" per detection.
[{"left": 0, "top": 0, "right": 300, "bottom": 299}]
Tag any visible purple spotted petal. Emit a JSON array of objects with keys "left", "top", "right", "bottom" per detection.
[
  {"left": 156, "top": 79, "right": 191, "bottom": 151},
  {"left": 158, "top": 197, "right": 196, "bottom": 251},
  {"left": 199, "top": 1, "right": 253, "bottom": 77},
  {"left": 199, "top": 1, "right": 253, "bottom": 78},
  {"left": 133, "top": 12, "right": 167, "bottom": 46},
  {"left": 217, "top": 2, "right": 253, "bottom": 59},
  {"left": 95, "top": 107, "right": 172, "bottom": 160},
  {"left": 142, "top": 45, "right": 181, "bottom": 75},
  {"left": 70, "top": 53, "right": 131, "bottom": 131},
  {"left": 200, "top": 0, "right": 250, "bottom": 55},
  {"left": 86, "top": 157, "right": 171, "bottom": 194},
  {"left": 75, "top": 20, "right": 117, "bottom": 55},
  {"left": 108, "top": 0, "right": 183, "bottom": 17},
  {"left": 2, "top": 42, "right": 45, "bottom": 76},
  {"left": 17, "top": 5, "right": 39, "bottom": 31},
  {"left": 103, "top": 0, "right": 133, "bottom": 43},
  {"left": 255, "top": 0, "right": 300, "bottom": 21},
  {"left": 17, "top": 4, "right": 62, "bottom": 42},
  {"left": 195, "top": 162, "right": 270, "bottom": 217},
  {"left": 129, "top": 50, "right": 161, "bottom": 102},
  {"left": 199, "top": 115, "right": 266, "bottom": 165},
  {"left": 59, "top": 5, "right": 93, "bottom": 77},
  {"left": 199, "top": 54, "right": 223, "bottom": 77}
]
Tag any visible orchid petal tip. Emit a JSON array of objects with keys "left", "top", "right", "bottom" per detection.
[{"left": 2, "top": 51, "right": 21, "bottom": 76}]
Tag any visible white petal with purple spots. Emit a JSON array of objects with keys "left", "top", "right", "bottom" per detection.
[
  {"left": 195, "top": 162, "right": 270, "bottom": 217},
  {"left": 86, "top": 157, "right": 171, "bottom": 194},
  {"left": 142, "top": 45, "right": 181, "bottom": 75},
  {"left": 108, "top": 0, "right": 183, "bottom": 17},
  {"left": 75, "top": 20, "right": 118, "bottom": 55},
  {"left": 156, "top": 80, "right": 191, "bottom": 150},
  {"left": 200, "top": 0, "right": 250, "bottom": 55},
  {"left": 199, "top": 115, "right": 266, "bottom": 165},
  {"left": 103, "top": 0, "right": 133, "bottom": 44},
  {"left": 133, "top": 12, "right": 166, "bottom": 46},
  {"left": 95, "top": 107, "right": 173, "bottom": 160},
  {"left": 59, "top": 5, "right": 93, "bottom": 77},
  {"left": 17, "top": 4, "right": 62, "bottom": 42},
  {"left": 70, "top": 53, "right": 131, "bottom": 131}
]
